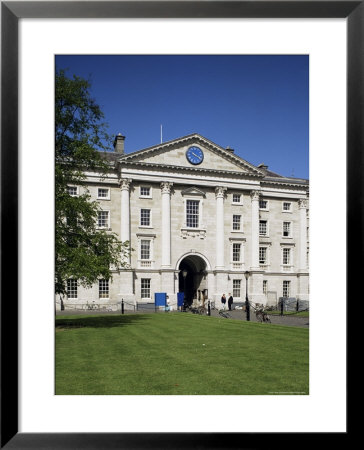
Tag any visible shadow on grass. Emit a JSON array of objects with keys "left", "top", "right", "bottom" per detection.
[{"left": 55, "top": 314, "right": 150, "bottom": 330}]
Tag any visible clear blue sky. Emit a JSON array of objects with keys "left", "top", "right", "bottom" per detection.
[{"left": 56, "top": 55, "right": 309, "bottom": 179}]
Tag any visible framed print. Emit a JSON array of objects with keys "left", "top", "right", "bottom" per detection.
[{"left": 1, "top": 1, "right": 355, "bottom": 448}]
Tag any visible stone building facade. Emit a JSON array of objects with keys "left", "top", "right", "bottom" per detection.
[{"left": 57, "top": 133, "right": 309, "bottom": 311}]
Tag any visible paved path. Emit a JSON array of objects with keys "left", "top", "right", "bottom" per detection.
[
  {"left": 56, "top": 308, "right": 309, "bottom": 328},
  {"left": 209, "top": 308, "right": 309, "bottom": 328}
]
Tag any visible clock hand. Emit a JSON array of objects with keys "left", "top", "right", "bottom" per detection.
[{"left": 191, "top": 152, "right": 200, "bottom": 158}]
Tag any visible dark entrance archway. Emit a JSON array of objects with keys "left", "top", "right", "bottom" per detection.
[{"left": 178, "top": 254, "right": 208, "bottom": 307}]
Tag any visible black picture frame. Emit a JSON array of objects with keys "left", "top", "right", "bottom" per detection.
[{"left": 1, "top": 1, "right": 354, "bottom": 448}]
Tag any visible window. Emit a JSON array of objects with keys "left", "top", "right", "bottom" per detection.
[
  {"left": 99, "top": 279, "right": 109, "bottom": 298},
  {"left": 97, "top": 188, "right": 110, "bottom": 199},
  {"left": 283, "top": 280, "right": 291, "bottom": 298},
  {"left": 232, "top": 194, "right": 242, "bottom": 204},
  {"left": 259, "top": 220, "right": 268, "bottom": 236},
  {"left": 283, "top": 248, "right": 291, "bottom": 265},
  {"left": 97, "top": 211, "right": 109, "bottom": 228},
  {"left": 283, "top": 202, "right": 292, "bottom": 212},
  {"left": 259, "top": 247, "right": 267, "bottom": 264},
  {"left": 67, "top": 186, "right": 77, "bottom": 197},
  {"left": 67, "top": 279, "right": 77, "bottom": 298},
  {"left": 233, "top": 280, "right": 241, "bottom": 298},
  {"left": 140, "top": 186, "right": 151, "bottom": 197},
  {"left": 141, "top": 279, "right": 151, "bottom": 299},
  {"left": 283, "top": 221, "right": 291, "bottom": 237},
  {"left": 232, "top": 215, "right": 241, "bottom": 231},
  {"left": 186, "top": 200, "right": 199, "bottom": 228},
  {"left": 232, "top": 243, "right": 241, "bottom": 262},
  {"left": 263, "top": 280, "right": 268, "bottom": 295},
  {"left": 140, "top": 209, "right": 151, "bottom": 227},
  {"left": 140, "top": 240, "right": 151, "bottom": 260},
  {"left": 259, "top": 199, "right": 268, "bottom": 210}
]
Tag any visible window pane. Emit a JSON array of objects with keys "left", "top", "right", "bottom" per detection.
[
  {"left": 232, "top": 243, "right": 241, "bottom": 261},
  {"left": 98, "top": 211, "right": 109, "bottom": 227},
  {"left": 67, "top": 186, "right": 77, "bottom": 196},
  {"left": 283, "top": 202, "right": 291, "bottom": 211},
  {"left": 233, "top": 280, "right": 241, "bottom": 297},
  {"left": 283, "top": 222, "right": 291, "bottom": 236},
  {"left": 140, "top": 187, "right": 150, "bottom": 196},
  {"left": 232, "top": 194, "right": 241, "bottom": 203},
  {"left": 186, "top": 200, "right": 199, "bottom": 228},
  {"left": 140, "top": 209, "right": 151, "bottom": 226},
  {"left": 99, "top": 279, "right": 109, "bottom": 298},
  {"left": 259, "top": 220, "right": 267, "bottom": 235},
  {"left": 259, "top": 247, "right": 267, "bottom": 264},
  {"left": 259, "top": 200, "right": 267, "bottom": 209},
  {"left": 140, "top": 240, "right": 150, "bottom": 260},
  {"left": 283, "top": 248, "right": 291, "bottom": 264},
  {"left": 67, "top": 279, "right": 78, "bottom": 298},
  {"left": 283, "top": 281, "right": 290, "bottom": 297},
  {"left": 232, "top": 215, "right": 241, "bottom": 230},
  {"left": 141, "top": 279, "right": 151, "bottom": 298},
  {"left": 98, "top": 188, "right": 109, "bottom": 198}
]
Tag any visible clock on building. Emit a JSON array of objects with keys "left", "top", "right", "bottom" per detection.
[{"left": 186, "top": 146, "right": 204, "bottom": 165}]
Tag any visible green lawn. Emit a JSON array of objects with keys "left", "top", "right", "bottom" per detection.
[{"left": 56, "top": 313, "right": 309, "bottom": 395}]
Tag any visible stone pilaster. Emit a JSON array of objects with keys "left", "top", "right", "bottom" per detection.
[
  {"left": 215, "top": 186, "right": 227, "bottom": 269},
  {"left": 250, "top": 190, "right": 260, "bottom": 270},
  {"left": 160, "top": 182, "right": 173, "bottom": 268},
  {"left": 119, "top": 178, "right": 132, "bottom": 263}
]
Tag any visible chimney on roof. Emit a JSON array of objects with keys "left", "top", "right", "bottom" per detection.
[
  {"left": 258, "top": 163, "right": 268, "bottom": 172},
  {"left": 113, "top": 133, "right": 125, "bottom": 154},
  {"left": 226, "top": 146, "right": 234, "bottom": 153}
]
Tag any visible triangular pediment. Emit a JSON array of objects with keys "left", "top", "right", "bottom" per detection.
[
  {"left": 119, "top": 134, "right": 264, "bottom": 176},
  {"left": 181, "top": 187, "right": 206, "bottom": 197}
]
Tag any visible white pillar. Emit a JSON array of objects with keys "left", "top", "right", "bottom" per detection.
[
  {"left": 215, "top": 186, "right": 227, "bottom": 269},
  {"left": 160, "top": 182, "right": 173, "bottom": 267},
  {"left": 298, "top": 198, "right": 308, "bottom": 271},
  {"left": 250, "top": 190, "right": 260, "bottom": 270},
  {"left": 120, "top": 178, "right": 132, "bottom": 263}
]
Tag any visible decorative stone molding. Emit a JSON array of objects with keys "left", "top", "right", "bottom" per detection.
[
  {"left": 250, "top": 190, "right": 260, "bottom": 201},
  {"left": 119, "top": 178, "right": 132, "bottom": 191},
  {"left": 180, "top": 228, "right": 206, "bottom": 239},
  {"left": 160, "top": 181, "right": 173, "bottom": 194},
  {"left": 215, "top": 186, "right": 227, "bottom": 199},
  {"left": 298, "top": 198, "right": 308, "bottom": 209}
]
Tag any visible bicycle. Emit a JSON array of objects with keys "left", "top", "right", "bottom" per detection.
[{"left": 218, "top": 310, "right": 231, "bottom": 319}]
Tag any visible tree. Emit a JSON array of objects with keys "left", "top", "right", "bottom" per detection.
[{"left": 55, "top": 69, "right": 130, "bottom": 296}]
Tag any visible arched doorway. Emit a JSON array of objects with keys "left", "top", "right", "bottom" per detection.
[{"left": 177, "top": 254, "right": 209, "bottom": 307}]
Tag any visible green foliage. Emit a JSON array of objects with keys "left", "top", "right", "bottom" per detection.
[{"left": 55, "top": 69, "right": 129, "bottom": 295}]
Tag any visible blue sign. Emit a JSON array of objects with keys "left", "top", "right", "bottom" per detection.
[
  {"left": 155, "top": 292, "right": 167, "bottom": 307},
  {"left": 177, "top": 292, "right": 184, "bottom": 307}
]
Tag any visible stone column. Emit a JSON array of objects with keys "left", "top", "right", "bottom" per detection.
[
  {"left": 250, "top": 190, "right": 260, "bottom": 270},
  {"left": 298, "top": 198, "right": 308, "bottom": 271},
  {"left": 215, "top": 186, "right": 227, "bottom": 269},
  {"left": 160, "top": 182, "right": 173, "bottom": 268},
  {"left": 120, "top": 178, "right": 132, "bottom": 263}
]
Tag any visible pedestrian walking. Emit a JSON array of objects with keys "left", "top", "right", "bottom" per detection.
[
  {"left": 228, "top": 293, "right": 233, "bottom": 311},
  {"left": 221, "top": 294, "right": 226, "bottom": 310}
]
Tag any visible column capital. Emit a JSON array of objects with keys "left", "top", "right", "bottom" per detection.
[
  {"left": 215, "top": 186, "right": 227, "bottom": 199},
  {"left": 160, "top": 181, "right": 173, "bottom": 194},
  {"left": 298, "top": 198, "right": 308, "bottom": 209},
  {"left": 250, "top": 190, "right": 260, "bottom": 201},
  {"left": 119, "top": 178, "right": 132, "bottom": 191}
]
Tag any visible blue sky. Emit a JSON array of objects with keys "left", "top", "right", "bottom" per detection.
[{"left": 56, "top": 55, "right": 309, "bottom": 179}]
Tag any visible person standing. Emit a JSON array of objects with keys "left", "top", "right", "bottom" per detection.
[
  {"left": 228, "top": 293, "right": 233, "bottom": 311},
  {"left": 221, "top": 294, "right": 226, "bottom": 310}
]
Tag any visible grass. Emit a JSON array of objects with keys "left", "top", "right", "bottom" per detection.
[{"left": 55, "top": 312, "right": 309, "bottom": 395}]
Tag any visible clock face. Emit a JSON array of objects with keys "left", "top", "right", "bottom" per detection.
[{"left": 186, "top": 146, "right": 204, "bottom": 165}]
